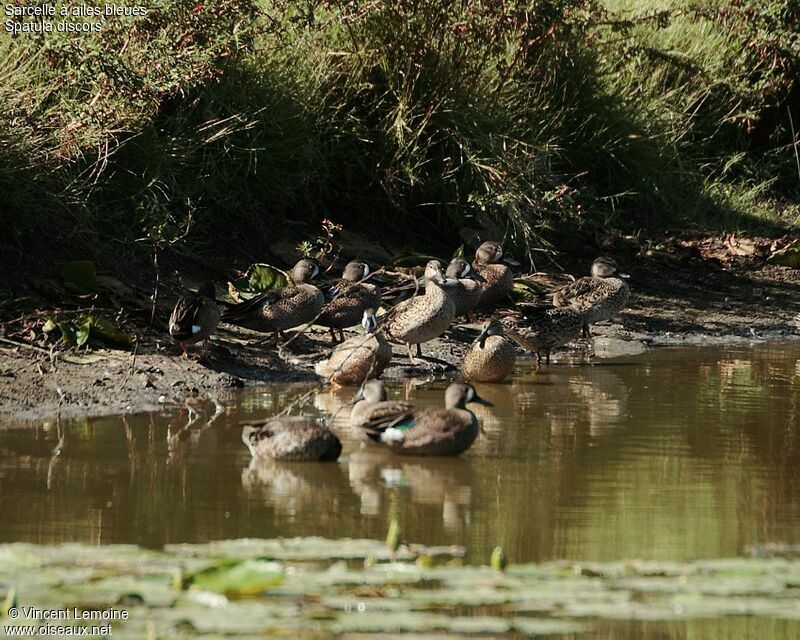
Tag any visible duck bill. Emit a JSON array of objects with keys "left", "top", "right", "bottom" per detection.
[
  {"left": 470, "top": 393, "right": 493, "bottom": 407},
  {"left": 474, "top": 329, "right": 489, "bottom": 348},
  {"left": 501, "top": 256, "right": 521, "bottom": 267},
  {"left": 351, "top": 390, "right": 365, "bottom": 405},
  {"left": 618, "top": 272, "right": 630, "bottom": 279},
  {"left": 467, "top": 271, "right": 486, "bottom": 283}
]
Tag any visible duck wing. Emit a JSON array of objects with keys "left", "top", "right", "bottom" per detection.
[
  {"left": 169, "top": 294, "right": 207, "bottom": 341},
  {"left": 552, "top": 276, "right": 595, "bottom": 306},
  {"left": 221, "top": 288, "right": 293, "bottom": 322},
  {"left": 360, "top": 402, "right": 416, "bottom": 440}
]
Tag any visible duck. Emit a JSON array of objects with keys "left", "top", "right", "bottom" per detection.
[
  {"left": 350, "top": 379, "right": 414, "bottom": 433},
  {"left": 385, "top": 260, "right": 456, "bottom": 363},
  {"left": 169, "top": 281, "right": 221, "bottom": 358},
  {"left": 444, "top": 258, "right": 484, "bottom": 319},
  {"left": 317, "top": 261, "right": 381, "bottom": 342},
  {"left": 500, "top": 304, "right": 582, "bottom": 365},
  {"left": 241, "top": 416, "right": 342, "bottom": 461},
  {"left": 222, "top": 259, "right": 324, "bottom": 340},
  {"left": 358, "top": 382, "right": 491, "bottom": 456},
  {"left": 461, "top": 318, "right": 516, "bottom": 382},
  {"left": 315, "top": 309, "right": 393, "bottom": 385},
  {"left": 552, "top": 256, "right": 630, "bottom": 337},
  {"left": 472, "top": 241, "right": 518, "bottom": 309}
]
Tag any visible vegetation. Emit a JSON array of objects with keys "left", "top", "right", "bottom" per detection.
[{"left": 1, "top": 0, "right": 798, "bottom": 281}]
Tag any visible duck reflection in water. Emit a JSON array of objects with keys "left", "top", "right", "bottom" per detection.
[
  {"left": 241, "top": 458, "right": 351, "bottom": 522},
  {"left": 348, "top": 447, "right": 476, "bottom": 533}
]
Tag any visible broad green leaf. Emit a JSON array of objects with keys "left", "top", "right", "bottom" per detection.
[
  {"left": 42, "top": 318, "right": 57, "bottom": 333},
  {"left": 187, "top": 560, "right": 285, "bottom": 596},
  {"left": 232, "top": 264, "right": 289, "bottom": 300},
  {"left": 61, "top": 261, "right": 97, "bottom": 292},
  {"left": 90, "top": 316, "right": 134, "bottom": 346}
]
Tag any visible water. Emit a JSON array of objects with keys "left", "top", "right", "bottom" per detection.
[{"left": 1, "top": 343, "right": 800, "bottom": 636}]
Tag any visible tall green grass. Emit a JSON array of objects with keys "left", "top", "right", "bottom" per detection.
[{"left": 1, "top": 0, "right": 798, "bottom": 282}]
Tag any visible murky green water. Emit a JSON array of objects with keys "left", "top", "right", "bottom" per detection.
[{"left": 2, "top": 342, "right": 800, "bottom": 637}]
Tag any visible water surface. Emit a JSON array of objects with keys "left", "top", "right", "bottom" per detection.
[{"left": 2, "top": 343, "right": 800, "bottom": 637}]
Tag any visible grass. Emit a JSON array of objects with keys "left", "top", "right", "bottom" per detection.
[{"left": 0, "top": 0, "right": 798, "bottom": 285}]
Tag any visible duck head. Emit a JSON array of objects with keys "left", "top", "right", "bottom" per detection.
[
  {"left": 445, "top": 382, "right": 493, "bottom": 409},
  {"left": 591, "top": 256, "right": 629, "bottom": 279},
  {"left": 292, "top": 259, "right": 320, "bottom": 284},
  {"left": 446, "top": 258, "right": 485, "bottom": 282},
  {"left": 352, "top": 379, "right": 387, "bottom": 405},
  {"left": 474, "top": 241, "right": 520, "bottom": 267},
  {"left": 342, "top": 260, "right": 370, "bottom": 282},
  {"left": 424, "top": 260, "right": 458, "bottom": 288},
  {"left": 474, "top": 318, "right": 505, "bottom": 348}
]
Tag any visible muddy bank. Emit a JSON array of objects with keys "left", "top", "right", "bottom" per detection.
[{"left": 1, "top": 250, "right": 799, "bottom": 421}]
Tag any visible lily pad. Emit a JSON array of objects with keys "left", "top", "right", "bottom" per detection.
[{"left": 183, "top": 560, "right": 285, "bottom": 596}]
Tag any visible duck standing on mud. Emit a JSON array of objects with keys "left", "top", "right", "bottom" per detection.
[
  {"left": 358, "top": 382, "right": 491, "bottom": 456},
  {"left": 472, "top": 241, "right": 518, "bottom": 309},
  {"left": 500, "top": 305, "right": 583, "bottom": 366},
  {"left": 222, "top": 259, "right": 324, "bottom": 342},
  {"left": 169, "top": 281, "right": 220, "bottom": 358},
  {"left": 317, "top": 260, "right": 381, "bottom": 343},
  {"left": 553, "top": 256, "right": 630, "bottom": 338},
  {"left": 385, "top": 260, "right": 457, "bottom": 364}
]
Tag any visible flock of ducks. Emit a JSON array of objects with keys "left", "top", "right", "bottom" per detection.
[{"left": 168, "top": 241, "right": 630, "bottom": 461}]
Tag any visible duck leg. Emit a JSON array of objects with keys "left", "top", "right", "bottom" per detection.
[
  {"left": 406, "top": 342, "right": 418, "bottom": 365},
  {"left": 545, "top": 349, "right": 551, "bottom": 365},
  {"left": 338, "top": 328, "right": 346, "bottom": 342},
  {"left": 582, "top": 322, "right": 590, "bottom": 339},
  {"left": 329, "top": 328, "right": 338, "bottom": 343}
]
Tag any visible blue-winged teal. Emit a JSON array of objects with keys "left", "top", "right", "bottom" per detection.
[
  {"left": 385, "top": 260, "right": 456, "bottom": 363},
  {"left": 462, "top": 318, "right": 516, "bottom": 382},
  {"left": 500, "top": 304, "right": 582, "bottom": 365},
  {"left": 315, "top": 309, "right": 393, "bottom": 385},
  {"left": 317, "top": 261, "right": 382, "bottom": 342},
  {"left": 445, "top": 258, "right": 484, "bottom": 319},
  {"left": 169, "top": 282, "right": 221, "bottom": 357},
  {"left": 350, "top": 379, "right": 414, "bottom": 434},
  {"left": 222, "top": 259, "right": 324, "bottom": 340},
  {"left": 553, "top": 256, "right": 630, "bottom": 337},
  {"left": 359, "top": 382, "right": 491, "bottom": 456},
  {"left": 241, "top": 417, "right": 342, "bottom": 461},
  {"left": 472, "top": 241, "right": 518, "bottom": 309}
]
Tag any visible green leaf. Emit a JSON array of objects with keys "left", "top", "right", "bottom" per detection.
[
  {"left": 91, "top": 316, "right": 134, "bottom": 346},
  {"left": 42, "top": 318, "right": 57, "bottom": 333},
  {"left": 187, "top": 560, "right": 285, "bottom": 596},
  {"left": 75, "top": 316, "right": 93, "bottom": 347},
  {"left": 61, "top": 261, "right": 97, "bottom": 292},
  {"left": 232, "top": 264, "right": 289, "bottom": 300}
]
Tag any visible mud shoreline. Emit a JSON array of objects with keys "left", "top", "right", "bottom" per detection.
[{"left": 2, "top": 252, "right": 799, "bottom": 422}]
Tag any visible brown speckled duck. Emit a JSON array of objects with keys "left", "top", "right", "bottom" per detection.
[
  {"left": 222, "top": 259, "right": 324, "bottom": 340},
  {"left": 462, "top": 318, "right": 516, "bottom": 382},
  {"left": 472, "top": 241, "right": 517, "bottom": 309},
  {"left": 350, "top": 380, "right": 414, "bottom": 433},
  {"left": 359, "top": 382, "right": 491, "bottom": 456},
  {"left": 241, "top": 417, "right": 341, "bottom": 461},
  {"left": 315, "top": 309, "right": 393, "bottom": 386},
  {"left": 317, "top": 261, "right": 381, "bottom": 342},
  {"left": 385, "top": 260, "right": 456, "bottom": 363},
  {"left": 169, "top": 282, "right": 221, "bottom": 358},
  {"left": 553, "top": 256, "right": 630, "bottom": 337},
  {"left": 500, "top": 304, "right": 582, "bottom": 365},
  {"left": 445, "top": 258, "right": 484, "bottom": 319}
]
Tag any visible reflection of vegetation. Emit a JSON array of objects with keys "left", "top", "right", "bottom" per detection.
[{"left": 1, "top": 540, "right": 799, "bottom": 638}]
